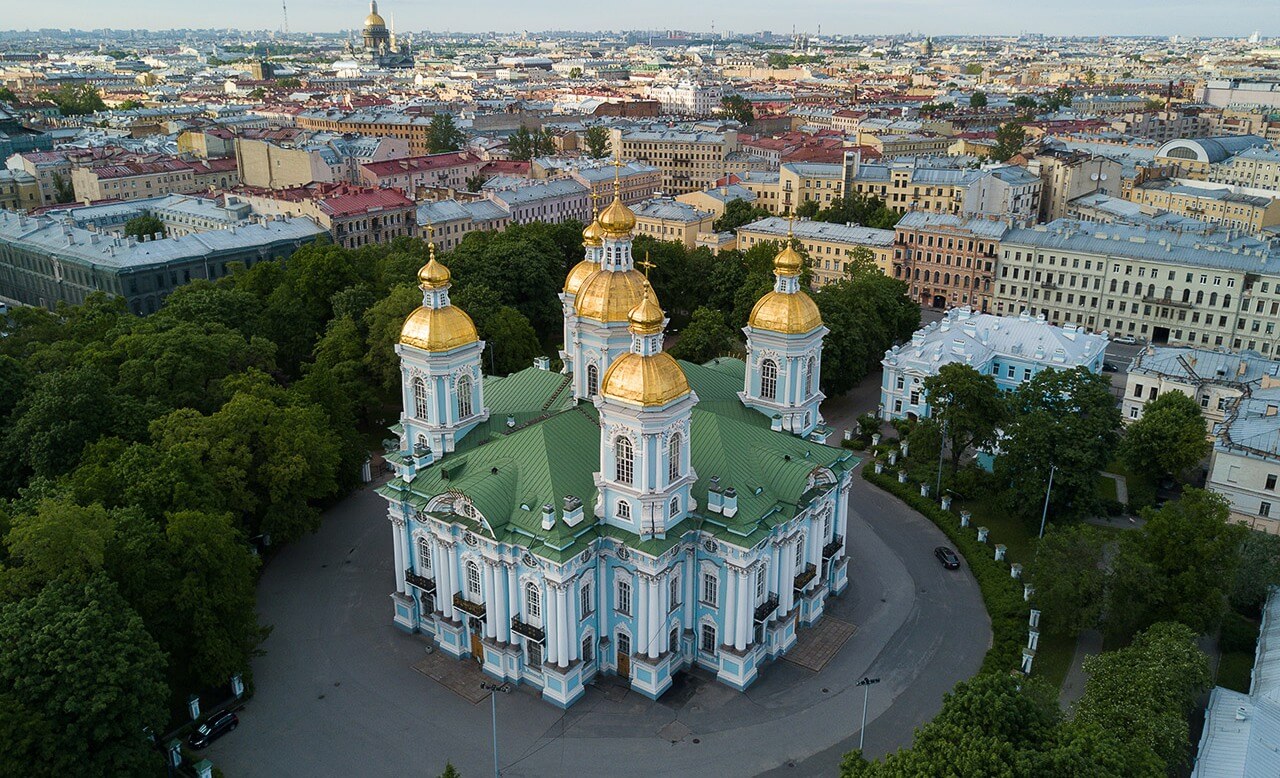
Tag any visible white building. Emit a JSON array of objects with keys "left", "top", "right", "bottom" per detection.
[
  {"left": 645, "top": 81, "right": 725, "bottom": 117},
  {"left": 1122, "top": 346, "right": 1280, "bottom": 427},
  {"left": 1208, "top": 387, "right": 1280, "bottom": 534},
  {"left": 880, "top": 307, "right": 1108, "bottom": 421}
]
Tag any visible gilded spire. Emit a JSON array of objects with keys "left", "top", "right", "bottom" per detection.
[
  {"left": 773, "top": 215, "right": 804, "bottom": 276},
  {"left": 628, "top": 282, "right": 664, "bottom": 335},
  {"left": 417, "top": 225, "right": 451, "bottom": 289},
  {"left": 598, "top": 156, "right": 636, "bottom": 238}
]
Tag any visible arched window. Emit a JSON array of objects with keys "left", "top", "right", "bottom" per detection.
[
  {"left": 1209, "top": 292, "right": 1218, "bottom": 307},
  {"left": 525, "top": 581, "right": 541, "bottom": 621},
  {"left": 1196, "top": 290, "right": 1204, "bottom": 304},
  {"left": 416, "top": 433, "right": 428, "bottom": 450},
  {"left": 413, "top": 376, "right": 429, "bottom": 420},
  {"left": 457, "top": 375, "right": 473, "bottom": 418},
  {"left": 668, "top": 433, "right": 681, "bottom": 483},
  {"left": 466, "top": 561, "right": 481, "bottom": 597},
  {"left": 617, "top": 579, "right": 632, "bottom": 615},
  {"left": 615, "top": 436, "right": 634, "bottom": 485},
  {"left": 582, "top": 636, "right": 594, "bottom": 664},
  {"left": 616, "top": 500, "right": 631, "bottom": 521},
  {"left": 1165, "top": 286, "right": 1174, "bottom": 300},
  {"left": 1122, "top": 281, "right": 1130, "bottom": 294},
  {"left": 417, "top": 537, "right": 432, "bottom": 573},
  {"left": 1223, "top": 294, "right": 1232, "bottom": 308},
  {"left": 669, "top": 626, "right": 680, "bottom": 654},
  {"left": 670, "top": 573, "right": 681, "bottom": 608},
  {"left": 806, "top": 357, "right": 816, "bottom": 397},
  {"left": 1134, "top": 282, "right": 1143, "bottom": 298},
  {"left": 700, "top": 623, "right": 717, "bottom": 654},
  {"left": 1182, "top": 288, "right": 1190, "bottom": 303},
  {"left": 669, "top": 496, "right": 680, "bottom": 518},
  {"left": 586, "top": 363, "right": 599, "bottom": 397},
  {"left": 761, "top": 359, "right": 778, "bottom": 400}
]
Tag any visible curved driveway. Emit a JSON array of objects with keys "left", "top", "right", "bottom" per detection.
[{"left": 207, "top": 474, "right": 989, "bottom": 777}]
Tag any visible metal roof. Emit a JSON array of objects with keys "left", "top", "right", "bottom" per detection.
[{"left": 739, "top": 216, "right": 895, "bottom": 246}]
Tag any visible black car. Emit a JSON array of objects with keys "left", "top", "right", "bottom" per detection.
[
  {"left": 188, "top": 710, "right": 238, "bottom": 749},
  {"left": 1102, "top": 361, "right": 1119, "bottom": 373},
  {"left": 934, "top": 546, "right": 960, "bottom": 570}
]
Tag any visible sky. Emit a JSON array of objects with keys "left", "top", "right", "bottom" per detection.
[{"left": 5, "top": 0, "right": 1276, "bottom": 38}]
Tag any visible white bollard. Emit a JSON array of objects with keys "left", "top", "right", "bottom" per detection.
[
  {"left": 941, "top": 495, "right": 952, "bottom": 511},
  {"left": 872, "top": 433, "right": 881, "bottom": 447},
  {"left": 874, "top": 461, "right": 884, "bottom": 475},
  {"left": 920, "top": 483, "right": 930, "bottom": 498},
  {"left": 898, "top": 470, "right": 908, "bottom": 484},
  {"left": 1011, "top": 563, "right": 1023, "bottom": 579},
  {"left": 976, "top": 526, "right": 989, "bottom": 543},
  {"left": 1023, "top": 583, "right": 1034, "bottom": 601},
  {"left": 960, "top": 511, "right": 970, "bottom": 528},
  {"left": 994, "top": 544, "right": 1007, "bottom": 561}
]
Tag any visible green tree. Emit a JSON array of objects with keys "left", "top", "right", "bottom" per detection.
[
  {"left": 996, "top": 367, "right": 1121, "bottom": 524},
  {"left": 583, "top": 125, "right": 611, "bottom": 158},
  {"left": 962, "top": 63, "right": 984, "bottom": 76},
  {"left": 123, "top": 213, "right": 166, "bottom": 240},
  {"left": 439, "top": 763, "right": 461, "bottom": 778},
  {"left": 1231, "top": 531, "right": 1280, "bottom": 614},
  {"left": 568, "top": 67, "right": 583, "bottom": 78},
  {"left": 508, "top": 124, "right": 536, "bottom": 161},
  {"left": 795, "top": 199, "right": 820, "bottom": 219},
  {"left": 0, "top": 87, "right": 17, "bottom": 103},
  {"left": 1042, "top": 85, "right": 1074, "bottom": 111},
  {"left": 1027, "top": 524, "right": 1107, "bottom": 637},
  {"left": 719, "top": 94, "right": 755, "bottom": 124},
  {"left": 117, "top": 99, "right": 144, "bottom": 110},
  {"left": 922, "top": 363, "right": 1006, "bottom": 474},
  {"left": 464, "top": 173, "right": 487, "bottom": 192},
  {"left": 275, "top": 76, "right": 302, "bottom": 89},
  {"left": 4, "top": 364, "right": 122, "bottom": 483},
  {"left": 970, "top": 90, "right": 988, "bottom": 108},
  {"left": 1011, "top": 94, "right": 1039, "bottom": 112},
  {"left": 0, "top": 575, "right": 168, "bottom": 776},
  {"left": 814, "top": 271, "right": 919, "bottom": 397},
  {"left": 713, "top": 197, "right": 772, "bottom": 232},
  {"left": 452, "top": 284, "right": 543, "bottom": 375},
  {"left": 42, "top": 83, "right": 106, "bottom": 116},
  {"left": 668, "top": 306, "right": 739, "bottom": 363},
  {"left": 364, "top": 284, "right": 423, "bottom": 394},
  {"left": 247, "top": 87, "right": 267, "bottom": 100},
  {"left": 1, "top": 499, "right": 116, "bottom": 597},
  {"left": 1121, "top": 392, "right": 1209, "bottom": 481},
  {"left": 991, "top": 121, "right": 1027, "bottom": 162},
  {"left": 50, "top": 172, "right": 75, "bottom": 203},
  {"left": 813, "top": 192, "right": 900, "bottom": 229},
  {"left": 427, "top": 112, "right": 465, "bottom": 153}
]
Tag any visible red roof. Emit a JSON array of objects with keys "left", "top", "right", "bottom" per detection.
[
  {"left": 91, "top": 159, "right": 193, "bottom": 180},
  {"left": 480, "top": 160, "right": 530, "bottom": 176},
  {"left": 318, "top": 185, "right": 415, "bottom": 217},
  {"left": 361, "top": 152, "right": 481, "bottom": 177}
]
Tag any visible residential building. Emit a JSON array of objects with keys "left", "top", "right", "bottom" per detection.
[
  {"left": 1209, "top": 388, "right": 1280, "bottom": 534},
  {"left": 233, "top": 183, "right": 417, "bottom": 249},
  {"left": 644, "top": 81, "right": 724, "bottom": 116},
  {"left": 778, "top": 162, "right": 844, "bottom": 214},
  {"left": 566, "top": 162, "right": 661, "bottom": 206},
  {"left": 70, "top": 159, "right": 199, "bottom": 203},
  {"left": 736, "top": 216, "right": 895, "bottom": 286},
  {"left": 893, "top": 211, "right": 1010, "bottom": 312},
  {"left": 358, "top": 152, "right": 485, "bottom": 195},
  {"left": 611, "top": 128, "right": 740, "bottom": 195},
  {"left": 484, "top": 178, "right": 589, "bottom": 225},
  {"left": 880, "top": 307, "right": 1107, "bottom": 421},
  {"left": 236, "top": 133, "right": 410, "bottom": 189},
  {"left": 1109, "top": 111, "right": 1215, "bottom": 144},
  {"left": 841, "top": 152, "right": 1041, "bottom": 220},
  {"left": 1207, "top": 147, "right": 1280, "bottom": 192},
  {"left": 1026, "top": 148, "right": 1124, "bottom": 222},
  {"left": 1196, "top": 79, "right": 1280, "bottom": 110},
  {"left": 1128, "top": 179, "right": 1280, "bottom": 233},
  {"left": 416, "top": 199, "right": 511, "bottom": 252},
  {"left": 296, "top": 108, "right": 438, "bottom": 154},
  {"left": 859, "top": 133, "right": 952, "bottom": 158},
  {"left": 675, "top": 183, "right": 758, "bottom": 219},
  {"left": 630, "top": 197, "right": 715, "bottom": 249},
  {"left": 1153, "top": 136, "right": 1271, "bottom": 181},
  {"left": 1121, "top": 346, "right": 1280, "bottom": 429},
  {"left": 0, "top": 168, "right": 41, "bottom": 210}
]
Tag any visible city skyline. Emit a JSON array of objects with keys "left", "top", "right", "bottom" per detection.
[{"left": 3, "top": 0, "right": 1276, "bottom": 38}]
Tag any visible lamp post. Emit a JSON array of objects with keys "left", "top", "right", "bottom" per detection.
[
  {"left": 855, "top": 675, "right": 880, "bottom": 752},
  {"left": 479, "top": 682, "right": 510, "bottom": 778},
  {"left": 1038, "top": 464, "right": 1057, "bottom": 539},
  {"left": 934, "top": 417, "right": 948, "bottom": 499}
]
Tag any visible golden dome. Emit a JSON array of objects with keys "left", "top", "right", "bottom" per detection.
[
  {"left": 628, "top": 287, "right": 664, "bottom": 335},
  {"left": 748, "top": 290, "right": 823, "bottom": 335},
  {"left": 774, "top": 242, "right": 804, "bottom": 275},
  {"left": 417, "top": 257, "right": 451, "bottom": 289},
  {"left": 399, "top": 305, "right": 479, "bottom": 352},
  {"left": 581, "top": 218, "right": 603, "bottom": 247},
  {"left": 364, "top": 10, "right": 386, "bottom": 26},
  {"left": 564, "top": 258, "right": 597, "bottom": 296},
  {"left": 601, "top": 351, "right": 690, "bottom": 407},
  {"left": 598, "top": 195, "right": 636, "bottom": 239},
  {"left": 573, "top": 268, "right": 647, "bottom": 323}
]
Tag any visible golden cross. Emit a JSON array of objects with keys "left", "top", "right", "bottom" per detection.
[
  {"left": 426, "top": 223, "right": 436, "bottom": 259},
  {"left": 786, "top": 211, "right": 796, "bottom": 238},
  {"left": 589, "top": 190, "right": 600, "bottom": 215},
  {"left": 638, "top": 252, "right": 655, "bottom": 278}
]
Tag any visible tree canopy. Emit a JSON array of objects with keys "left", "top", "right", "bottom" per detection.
[
  {"left": 922, "top": 363, "right": 1006, "bottom": 474},
  {"left": 427, "top": 113, "right": 465, "bottom": 153},
  {"left": 719, "top": 94, "right": 754, "bottom": 124},
  {"left": 583, "top": 125, "right": 611, "bottom": 158},
  {"left": 1121, "top": 391, "right": 1209, "bottom": 481}
]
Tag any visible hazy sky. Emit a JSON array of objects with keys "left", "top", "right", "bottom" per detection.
[{"left": 6, "top": 0, "right": 1276, "bottom": 38}]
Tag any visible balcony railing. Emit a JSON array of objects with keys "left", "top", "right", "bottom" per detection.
[
  {"left": 793, "top": 563, "right": 817, "bottom": 591},
  {"left": 511, "top": 617, "right": 545, "bottom": 643},
  {"left": 1142, "top": 294, "right": 1193, "bottom": 309},
  {"left": 452, "top": 593, "right": 486, "bottom": 618},
  {"left": 822, "top": 535, "right": 845, "bottom": 559},
  {"left": 754, "top": 594, "right": 779, "bottom": 623},
  {"left": 404, "top": 569, "right": 435, "bottom": 592}
]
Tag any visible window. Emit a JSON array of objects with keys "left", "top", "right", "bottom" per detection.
[
  {"left": 417, "top": 537, "right": 432, "bottom": 573},
  {"left": 1262, "top": 502, "right": 1272, "bottom": 518},
  {"left": 1133, "top": 383, "right": 1144, "bottom": 398},
  {"left": 466, "top": 561, "right": 481, "bottom": 597},
  {"left": 669, "top": 496, "right": 680, "bottom": 518},
  {"left": 701, "top": 572, "right": 719, "bottom": 607},
  {"left": 668, "top": 433, "right": 681, "bottom": 483},
  {"left": 795, "top": 538, "right": 805, "bottom": 568},
  {"left": 457, "top": 375, "right": 473, "bottom": 418},
  {"left": 617, "top": 579, "right": 632, "bottom": 615},
  {"left": 669, "top": 626, "right": 680, "bottom": 654},
  {"left": 806, "top": 356, "right": 816, "bottom": 397},
  {"left": 586, "top": 363, "right": 599, "bottom": 397},
  {"left": 1129, "top": 406, "right": 1139, "bottom": 419},
  {"left": 582, "top": 636, "right": 594, "bottom": 664},
  {"left": 755, "top": 566, "right": 766, "bottom": 603},
  {"left": 1006, "top": 365, "right": 1015, "bottom": 378},
  {"left": 413, "top": 376, "right": 429, "bottom": 420},
  {"left": 896, "top": 374, "right": 905, "bottom": 390},
  {"left": 760, "top": 359, "right": 778, "bottom": 400},
  {"left": 670, "top": 573, "right": 681, "bottom": 609},
  {"left": 615, "top": 436, "right": 634, "bottom": 485},
  {"left": 700, "top": 623, "right": 717, "bottom": 654},
  {"left": 525, "top": 581, "right": 541, "bottom": 620},
  {"left": 527, "top": 640, "right": 542, "bottom": 668},
  {"left": 1267, "top": 474, "right": 1277, "bottom": 492}
]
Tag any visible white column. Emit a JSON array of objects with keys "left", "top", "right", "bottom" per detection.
[
  {"left": 556, "top": 584, "right": 570, "bottom": 668},
  {"left": 444, "top": 543, "right": 460, "bottom": 620},
  {"left": 483, "top": 563, "right": 497, "bottom": 639},
  {"left": 568, "top": 579, "right": 580, "bottom": 661},
  {"left": 769, "top": 542, "right": 781, "bottom": 612},
  {"left": 647, "top": 577, "right": 661, "bottom": 659},
  {"left": 545, "top": 583, "right": 560, "bottom": 666},
  {"left": 781, "top": 543, "right": 794, "bottom": 615},
  {"left": 431, "top": 542, "right": 446, "bottom": 614},
  {"left": 724, "top": 568, "right": 737, "bottom": 649},
  {"left": 392, "top": 522, "right": 406, "bottom": 594},
  {"left": 736, "top": 569, "right": 751, "bottom": 650},
  {"left": 495, "top": 563, "right": 510, "bottom": 643},
  {"left": 637, "top": 576, "right": 650, "bottom": 660},
  {"left": 682, "top": 555, "right": 695, "bottom": 631},
  {"left": 506, "top": 565, "right": 518, "bottom": 642}
]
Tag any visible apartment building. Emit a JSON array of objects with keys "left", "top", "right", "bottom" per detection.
[
  {"left": 675, "top": 183, "right": 759, "bottom": 219},
  {"left": 233, "top": 183, "right": 417, "bottom": 249},
  {"left": 0, "top": 168, "right": 41, "bottom": 210},
  {"left": 484, "top": 178, "right": 589, "bottom": 225},
  {"left": 736, "top": 216, "right": 895, "bottom": 286},
  {"left": 644, "top": 81, "right": 724, "bottom": 116},
  {"left": 993, "top": 219, "right": 1280, "bottom": 354},
  {"left": 565, "top": 162, "right": 660, "bottom": 206},
  {"left": 296, "top": 109, "right": 438, "bottom": 154},
  {"left": 861, "top": 133, "right": 952, "bottom": 158},
  {"left": 1109, "top": 111, "right": 1215, "bottom": 143},
  {"left": 236, "top": 133, "right": 409, "bottom": 189},
  {"left": 71, "top": 159, "right": 198, "bottom": 203},
  {"left": 1128, "top": 179, "right": 1280, "bottom": 233},
  {"left": 1207, "top": 147, "right": 1280, "bottom": 191},
  {"left": 631, "top": 198, "right": 716, "bottom": 249},
  {"left": 1208, "top": 386, "right": 1280, "bottom": 533},
  {"left": 842, "top": 153, "right": 1041, "bottom": 220},
  {"left": 893, "top": 211, "right": 1011, "bottom": 312},
  {"left": 358, "top": 152, "right": 485, "bottom": 195},
  {"left": 1026, "top": 148, "right": 1124, "bottom": 221},
  {"left": 1121, "top": 346, "right": 1280, "bottom": 428},
  {"left": 610, "top": 127, "right": 740, "bottom": 195},
  {"left": 416, "top": 198, "right": 511, "bottom": 252}
]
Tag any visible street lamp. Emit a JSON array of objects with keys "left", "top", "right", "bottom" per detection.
[
  {"left": 1038, "top": 464, "right": 1058, "bottom": 539},
  {"left": 855, "top": 675, "right": 880, "bottom": 752},
  {"left": 479, "top": 682, "right": 510, "bottom": 778}
]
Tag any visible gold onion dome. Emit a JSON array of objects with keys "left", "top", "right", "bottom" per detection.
[
  {"left": 581, "top": 217, "right": 604, "bottom": 247},
  {"left": 598, "top": 195, "right": 636, "bottom": 239},
  {"left": 573, "top": 267, "right": 647, "bottom": 322},
  {"left": 564, "top": 259, "right": 598, "bottom": 296},
  {"left": 748, "top": 290, "right": 823, "bottom": 335},
  {"left": 399, "top": 305, "right": 478, "bottom": 352},
  {"left": 601, "top": 352, "right": 689, "bottom": 407},
  {"left": 417, "top": 256, "right": 451, "bottom": 289},
  {"left": 773, "top": 242, "right": 804, "bottom": 275},
  {"left": 628, "top": 286, "right": 664, "bottom": 335}
]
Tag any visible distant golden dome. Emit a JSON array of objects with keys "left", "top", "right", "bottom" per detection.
[
  {"left": 748, "top": 290, "right": 823, "bottom": 335},
  {"left": 417, "top": 257, "right": 450, "bottom": 289},
  {"left": 574, "top": 268, "right": 647, "bottom": 323},
  {"left": 598, "top": 195, "right": 636, "bottom": 239},
  {"left": 364, "top": 11, "right": 386, "bottom": 26},
  {"left": 564, "top": 258, "right": 597, "bottom": 296},
  {"left": 399, "top": 305, "right": 479, "bottom": 352},
  {"left": 601, "top": 351, "right": 690, "bottom": 407},
  {"left": 581, "top": 218, "right": 603, "bottom": 247},
  {"left": 628, "top": 287, "right": 664, "bottom": 335},
  {"left": 774, "top": 242, "right": 804, "bottom": 275}
]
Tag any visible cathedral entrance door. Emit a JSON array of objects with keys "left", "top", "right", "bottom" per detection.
[
  {"left": 469, "top": 620, "right": 483, "bottom": 661},
  {"left": 616, "top": 633, "right": 631, "bottom": 679}
]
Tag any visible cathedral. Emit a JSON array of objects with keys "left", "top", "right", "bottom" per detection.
[
  {"left": 358, "top": 1, "right": 413, "bottom": 68},
  {"left": 376, "top": 174, "right": 856, "bottom": 707}
]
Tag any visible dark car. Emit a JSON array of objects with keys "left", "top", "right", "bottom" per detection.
[
  {"left": 188, "top": 710, "right": 238, "bottom": 749},
  {"left": 934, "top": 546, "right": 960, "bottom": 570},
  {"left": 1102, "top": 361, "right": 1119, "bottom": 373}
]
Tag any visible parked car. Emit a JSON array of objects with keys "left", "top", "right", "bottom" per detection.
[
  {"left": 188, "top": 710, "right": 238, "bottom": 749},
  {"left": 1113, "top": 335, "right": 1137, "bottom": 345},
  {"left": 934, "top": 546, "right": 960, "bottom": 570},
  {"left": 1102, "top": 361, "right": 1119, "bottom": 373}
]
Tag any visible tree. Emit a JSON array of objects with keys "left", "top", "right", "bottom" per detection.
[
  {"left": 922, "top": 363, "right": 1006, "bottom": 474},
  {"left": 1042, "top": 85, "right": 1074, "bottom": 111},
  {"left": 970, "top": 90, "right": 988, "bottom": 108},
  {"left": 668, "top": 307, "right": 739, "bottom": 363},
  {"left": 996, "top": 367, "right": 1121, "bottom": 525},
  {"left": 117, "top": 99, "right": 144, "bottom": 110},
  {"left": 50, "top": 172, "right": 74, "bottom": 203},
  {"left": 4, "top": 364, "right": 122, "bottom": 483},
  {"left": 427, "top": 112, "right": 465, "bottom": 154},
  {"left": 1, "top": 499, "right": 115, "bottom": 597},
  {"left": 1011, "top": 94, "right": 1039, "bottom": 112},
  {"left": 814, "top": 271, "right": 919, "bottom": 397},
  {"left": 813, "top": 192, "right": 900, "bottom": 230},
  {"left": 439, "top": 763, "right": 461, "bottom": 778},
  {"left": 719, "top": 94, "right": 754, "bottom": 124},
  {"left": 568, "top": 66, "right": 583, "bottom": 78},
  {"left": 0, "top": 87, "right": 17, "bottom": 103},
  {"left": 247, "top": 87, "right": 267, "bottom": 100},
  {"left": 991, "top": 121, "right": 1027, "bottom": 162},
  {"left": 1073, "top": 622, "right": 1210, "bottom": 771},
  {"left": 123, "top": 214, "right": 166, "bottom": 240},
  {"left": 795, "top": 199, "right": 820, "bottom": 219},
  {"left": 713, "top": 197, "right": 772, "bottom": 232},
  {"left": 507, "top": 124, "right": 535, "bottom": 161},
  {"left": 1121, "top": 392, "right": 1209, "bottom": 481},
  {"left": 464, "top": 173, "right": 487, "bottom": 193},
  {"left": 275, "top": 76, "right": 302, "bottom": 89},
  {"left": 962, "top": 63, "right": 984, "bottom": 76},
  {"left": 583, "top": 125, "right": 611, "bottom": 159},
  {"left": 1231, "top": 531, "right": 1280, "bottom": 614},
  {"left": 0, "top": 575, "right": 168, "bottom": 776},
  {"left": 1027, "top": 524, "right": 1107, "bottom": 637},
  {"left": 41, "top": 83, "right": 105, "bottom": 116}
]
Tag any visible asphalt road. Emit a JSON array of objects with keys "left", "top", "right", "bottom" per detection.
[{"left": 206, "top": 471, "right": 989, "bottom": 777}]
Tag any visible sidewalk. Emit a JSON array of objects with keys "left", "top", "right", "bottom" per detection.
[{"left": 1058, "top": 629, "right": 1103, "bottom": 709}]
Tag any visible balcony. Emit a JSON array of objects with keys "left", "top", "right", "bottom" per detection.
[
  {"left": 1041, "top": 281, "right": 1057, "bottom": 290},
  {"left": 753, "top": 594, "right": 779, "bottom": 623},
  {"left": 452, "top": 593, "right": 486, "bottom": 618},
  {"left": 404, "top": 569, "right": 435, "bottom": 592},
  {"left": 793, "top": 563, "right": 817, "bottom": 591},
  {"left": 511, "top": 617, "right": 545, "bottom": 643},
  {"left": 1143, "top": 294, "right": 1193, "bottom": 309},
  {"left": 822, "top": 535, "right": 845, "bottom": 559}
]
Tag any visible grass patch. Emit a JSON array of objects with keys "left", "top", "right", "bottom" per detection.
[
  {"left": 955, "top": 494, "right": 1036, "bottom": 567},
  {"left": 1105, "top": 457, "right": 1157, "bottom": 511},
  {"left": 1217, "top": 652, "right": 1254, "bottom": 693},
  {"left": 1096, "top": 474, "right": 1117, "bottom": 502},
  {"left": 1034, "top": 632, "right": 1077, "bottom": 692}
]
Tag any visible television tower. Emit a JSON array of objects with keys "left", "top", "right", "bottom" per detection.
[{"left": 281, "top": 0, "right": 289, "bottom": 35}]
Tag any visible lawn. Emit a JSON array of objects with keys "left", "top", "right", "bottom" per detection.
[
  {"left": 1217, "top": 652, "right": 1255, "bottom": 693},
  {"left": 953, "top": 495, "right": 1036, "bottom": 576},
  {"left": 1035, "top": 632, "right": 1077, "bottom": 692},
  {"left": 1095, "top": 474, "right": 1117, "bottom": 502}
]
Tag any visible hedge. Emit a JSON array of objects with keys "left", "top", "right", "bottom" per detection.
[{"left": 863, "top": 467, "right": 1029, "bottom": 675}]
